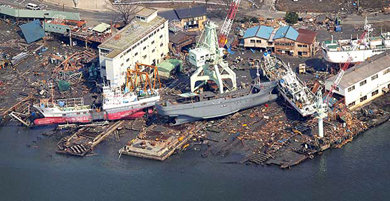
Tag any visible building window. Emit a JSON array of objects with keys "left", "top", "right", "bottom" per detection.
[
  {"left": 143, "top": 46, "right": 146, "bottom": 50},
  {"left": 371, "top": 74, "right": 378, "bottom": 80},
  {"left": 151, "top": 40, "right": 155, "bottom": 45},
  {"left": 126, "top": 58, "right": 130, "bottom": 62},
  {"left": 384, "top": 68, "right": 390, "bottom": 75},
  {"left": 250, "top": 39, "right": 255, "bottom": 43},
  {"left": 302, "top": 52, "right": 308, "bottom": 55},
  {"left": 256, "top": 40, "right": 261, "bottom": 43},
  {"left": 348, "top": 85, "right": 355, "bottom": 92},
  {"left": 372, "top": 90, "right": 379, "bottom": 96},
  {"left": 335, "top": 86, "right": 340, "bottom": 91},
  {"left": 126, "top": 47, "right": 132, "bottom": 54},
  {"left": 121, "top": 63, "right": 124, "bottom": 67},
  {"left": 360, "top": 80, "right": 367, "bottom": 86},
  {"left": 100, "top": 49, "right": 110, "bottom": 54},
  {"left": 161, "top": 53, "right": 164, "bottom": 57},
  {"left": 143, "top": 55, "right": 147, "bottom": 59},
  {"left": 152, "top": 49, "right": 155, "bottom": 53},
  {"left": 360, "top": 95, "right": 367, "bottom": 102},
  {"left": 160, "top": 43, "right": 163, "bottom": 47},
  {"left": 134, "top": 52, "right": 138, "bottom": 56},
  {"left": 348, "top": 101, "right": 355, "bottom": 107},
  {"left": 160, "top": 34, "right": 163, "bottom": 39}
]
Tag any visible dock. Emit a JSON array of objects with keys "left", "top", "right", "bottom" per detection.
[{"left": 57, "top": 121, "right": 124, "bottom": 156}]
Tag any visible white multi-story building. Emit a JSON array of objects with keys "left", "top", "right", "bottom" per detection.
[
  {"left": 325, "top": 52, "right": 390, "bottom": 109},
  {"left": 98, "top": 8, "right": 169, "bottom": 86}
]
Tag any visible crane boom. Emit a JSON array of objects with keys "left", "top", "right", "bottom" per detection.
[
  {"left": 218, "top": 0, "right": 241, "bottom": 47},
  {"left": 325, "top": 30, "right": 367, "bottom": 104}
]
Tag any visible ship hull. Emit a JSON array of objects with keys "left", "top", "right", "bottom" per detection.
[
  {"left": 103, "top": 96, "right": 159, "bottom": 120},
  {"left": 156, "top": 84, "right": 277, "bottom": 125},
  {"left": 34, "top": 116, "right": 92, "bottom": 125},
  {"left": 322, "top": 48, "right": 385, "bottom": 63}
]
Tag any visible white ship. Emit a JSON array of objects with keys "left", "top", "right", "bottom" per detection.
[
  {"left": 261, "top": 54, "right": 317, "bottom": 117},
  {"left": 322, "top": 19, "right": 390, "bottom": 64},
  {"left": 33, "top": 86, "right": 160, "bottom": 125}
]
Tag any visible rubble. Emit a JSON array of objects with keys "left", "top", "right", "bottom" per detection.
[{"left": 0, "top": 4, "right": 389, "bottom": 169}]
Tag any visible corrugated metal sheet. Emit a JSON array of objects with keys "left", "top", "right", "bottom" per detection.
[
  {"left": 274, "top": 26, "right": 298, "bottom": 41},
  {"left": 243, "top": 26, "right": 274, "bottom": 40},
  {"left": 243, "top": 26, "right": 259, "bottom": 38},
  {"left": 256, "top": 26, "right": 274, "bottom": 39},
  {"left": 43, "top": 22, "right": 70, "bottom": 34},
  {"left": 19, "top": 20, "right": 45, "bottom": 43},
  {"left": 0, "top": 7, "right": 80, "bottom": 21},
  {"left": 296, "top": 29, "right": 317, "bottom": 44},
  {"left": 0, "top": 7, "right": 17, "bottom": 16},
  {"left": 93, "top": 23, "right": 110, "bottom": 33}
]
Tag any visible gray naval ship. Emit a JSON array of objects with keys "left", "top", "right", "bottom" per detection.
[
  {"left": 156, "top": 21, "right": 277, "bottom": 125},
  {"left": 156, "top": 82, "right": 277, "bottom": 125}
]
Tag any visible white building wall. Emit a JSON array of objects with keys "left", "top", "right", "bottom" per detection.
[
  {"left": 98, "top": 20, "right": 169, "bottom": 87},
  {"left": 326, "top": 66, "right": 390, "bottom": 108}
]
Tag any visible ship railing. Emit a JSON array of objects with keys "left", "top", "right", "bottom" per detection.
[
  {"left": 57, "top": 105, "right": 91, "bottom": 111},
  {"left": 56, "top": 98, "right": 86, "bottom": 108}
]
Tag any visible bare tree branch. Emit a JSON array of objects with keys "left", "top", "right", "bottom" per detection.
[{"left": 111, "top": 3, "right": 139, "bottom": 25}]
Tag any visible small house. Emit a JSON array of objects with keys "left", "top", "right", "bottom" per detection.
[
  {"left": 242, "top": 25, "right": 274, "bottom": 50},
  {"left": 273, "top": 26, "right": 299, "bottom": 56},
  {"left": 159, "top": 6, "right": 207, "bottom": 32},
  {"left": 295, "top": 29, "right": 317, "bottom": 57}
]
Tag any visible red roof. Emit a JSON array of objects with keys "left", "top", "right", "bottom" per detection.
[{"left": 296, "top": 29, "right": 317, "bottom": 44}]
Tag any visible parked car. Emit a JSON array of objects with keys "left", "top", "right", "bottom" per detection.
[{"left": 26, "top": 3, "right": 40, "bottom": 10}]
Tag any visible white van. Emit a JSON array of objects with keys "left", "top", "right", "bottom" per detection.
[{"left": 26, "top": 3, "right": 40, "bottom": 10}]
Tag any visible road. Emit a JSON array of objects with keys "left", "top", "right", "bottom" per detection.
[
  {"left": 2, "top": 0, "right": 390, "bottom": 26},
  {"left": 343, "top": 13, "right": 390, "bottom": 25},
  {"left": 0, "top": 0, "right": 119, "bottom": 25}
]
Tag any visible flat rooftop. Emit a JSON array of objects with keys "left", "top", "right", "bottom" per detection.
[
  {"left": 98, "top": 15, "right": 166, "bottom": 59},
  {"left": 327, "top": 51, "right": 390, "bottom": 89},
  {"left": 136, "top": 7, "right": 157, "bottom": 18}
]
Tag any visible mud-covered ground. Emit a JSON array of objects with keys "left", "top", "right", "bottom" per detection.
[{"left": 276, "top": 0, "right": 387, "bottom": 13}]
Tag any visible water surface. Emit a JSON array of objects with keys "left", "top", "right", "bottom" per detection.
[{"left": 0, "top": 122, "right": 389, "bottom": 201}]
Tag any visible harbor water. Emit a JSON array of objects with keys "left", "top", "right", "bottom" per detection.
[{"left": 0, "top": 122, "right": 389, "bottom": 201}]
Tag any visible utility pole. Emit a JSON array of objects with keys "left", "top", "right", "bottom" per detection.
[{"left": 69, "top": 29, "right": 72, "bottom": 47}]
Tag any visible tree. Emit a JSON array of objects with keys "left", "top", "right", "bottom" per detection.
[
  {"left": 285, "top": 11, "right": 299, "bottom": 25},
  {"left": 112, "top": 3, "right": 138, "bottom": 25}
]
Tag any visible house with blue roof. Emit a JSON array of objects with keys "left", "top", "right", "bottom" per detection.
[
  {"left": 242, "top": 25, "right": 275, "bottom": 49},
  {"left": 273, "top": 26, "right": 299, "bottom": 56},
  {"left": 242, "top": 25, "right": 317, "bottom": 57}
]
